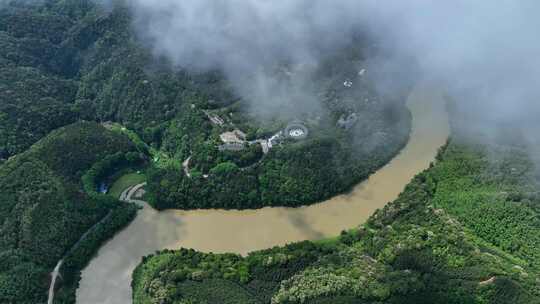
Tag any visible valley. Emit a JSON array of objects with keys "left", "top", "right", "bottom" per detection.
[
  {"left": 1, "top": 2, "right": 539, "bottom": 304},
  {"left": 76, "top": 81, "right": 449, "bottom": 304}
]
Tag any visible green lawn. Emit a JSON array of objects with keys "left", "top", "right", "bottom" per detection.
[{"left": 108, "top": 172, "right": 147, "bottom": 199}]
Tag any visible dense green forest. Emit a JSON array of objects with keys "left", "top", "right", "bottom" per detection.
[
  {"left": 132, "top": 141, "right": 540, "bottom": 304},
  {"left": 142, "top": 39, "right": 413, "bottom": 209},
  {"left": 0, "top": 122, "right": 139, "bottom": 304},
  {"left": 0, "top": 0, "right": 226, "bottom": 159},
  {"left": 0, "top": 1, "right": 411, "bottom": 303},
  {"left": 0, "top": 0, "right": 413, "bottom": 211},
  {"left": 5, "top": 1, "right": 539, "bottom": 304},
  {"left": 140, "top": 40, "right": 412, "bottom": 210}
]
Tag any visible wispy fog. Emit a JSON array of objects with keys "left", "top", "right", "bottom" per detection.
[{"left": 111, "top": 1, "right": 540, "bottom": 166}]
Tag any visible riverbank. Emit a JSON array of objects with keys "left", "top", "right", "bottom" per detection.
[
  {"left": 133, "top": 141, "right": 540, "bottom": 304},
  {"left": 76, "top": 80, "right": 450, "bottom": 304}
]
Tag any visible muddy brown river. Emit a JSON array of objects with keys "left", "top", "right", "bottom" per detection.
[{"left": 76, "top": 81, "right": 449, "bottom": 304}]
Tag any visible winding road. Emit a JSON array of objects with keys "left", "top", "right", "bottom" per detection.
[{"left": 76, "top": 80, "right": 450, "bottom": 304}]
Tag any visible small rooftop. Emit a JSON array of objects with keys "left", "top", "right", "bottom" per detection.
[{"left": 220, "top": 129, "right": 247, "bottom": 144}]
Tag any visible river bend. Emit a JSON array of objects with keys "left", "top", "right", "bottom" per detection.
[{"left": 76, "top": 81, "right": 450, "bottom": 304}]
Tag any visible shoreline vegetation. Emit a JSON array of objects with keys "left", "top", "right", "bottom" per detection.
[
  {"left": 0, "top": 122, "right": 139, "bottom": 304},
  {"left": 76, "top": 81, "right": 448, "bottom": 304},
  {"left": 0, "top": 2, "right": 411, "bottom": 302},
  {"left": 108, "top": 112, "right": 411, "bottom": 211},
  {"left": 132, "top": 141, "right": 540, "bottom": 304}
]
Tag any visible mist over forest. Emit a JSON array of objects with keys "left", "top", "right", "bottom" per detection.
[
  {"left": 120, "top": 0, "right": 539, "bottom": 159},
  {"left": 1, "top": 1, "right": 540, "bottom": 304}
]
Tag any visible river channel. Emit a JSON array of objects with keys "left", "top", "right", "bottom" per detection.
[{"left": 76, "top": 81, "right": 450, "bottom": 304}]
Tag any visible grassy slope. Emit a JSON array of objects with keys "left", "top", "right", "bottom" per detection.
[
  {"left": 108, "top": 172, "right": 147, "bottom": 199},
  {"left": 132, "top": 142, "right": 540, "bottom": 304}
]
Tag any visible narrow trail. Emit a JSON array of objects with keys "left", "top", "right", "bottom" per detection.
[
  {"left": 77, "top": 81, "right": 450, "bottom": 304},
  {"left": 46, "top": 210, "right": 113, "bottom": 304},
  {"left": 47, "top": 261, "right": 63, "bottom": 304}
]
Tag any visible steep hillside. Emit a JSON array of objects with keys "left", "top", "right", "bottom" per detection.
[{"left": 0, "top": 122, "right": 138, "bottom": 304}]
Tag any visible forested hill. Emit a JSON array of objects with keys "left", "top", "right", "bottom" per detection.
[
  {"left": 0, "top": 122, "right": 139, "bottom": 304},
  {"left": 133, "top": 141, "right": 540, "bottom": 304},
  {"left": 1, "top": 0, "right": 413, "bottom": 211},
  {"left": 1, "top": 1, "right": 540, "bottom": 303},
  {"left": 0, "top": 3, "right": 155, "bottom": 302},
  {"left": 0, "top": 0, "right": 231, "bottom": 160}
]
